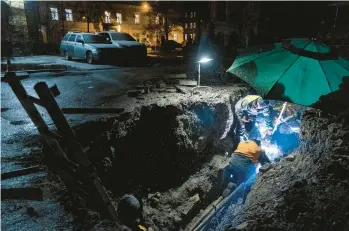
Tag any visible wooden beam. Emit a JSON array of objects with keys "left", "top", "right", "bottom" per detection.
[
  {"left": 1, "top": 187, "right": 43, "bottom": 201},
  {"left": 1, "top": 166, "right": 42, "bottom": 180},
  {"left": 61, "top": 107, "right": 124, "bottom": 114}
]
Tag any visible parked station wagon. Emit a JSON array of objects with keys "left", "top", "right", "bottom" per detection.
[
  {"left": 98, "top": 31, "right": 147, "bottom": 60},
  {"left": 60, "top": 32, "right": 119, "bottom": 64}
]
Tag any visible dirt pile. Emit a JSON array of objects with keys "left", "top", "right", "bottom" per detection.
[
  {"left": 228, "top": 107, "right": 349, "bottom": 230},
  {"left": 70, "top": 87, "right": 249, "bottom": 230}
]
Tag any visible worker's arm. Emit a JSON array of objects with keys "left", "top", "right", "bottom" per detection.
[
  {"left": 262, "top": 106, "right": 273, "bottom": 130},
  {"left": 259, "top": 151, "right": 271, "bottom": 165}
]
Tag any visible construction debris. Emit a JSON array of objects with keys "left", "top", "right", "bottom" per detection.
[
  {"left": 127, "top": 90, "right": 142, "bottom": 97},
  {"left": 258, "top": 163, "right": 272, "bottom": 173}
]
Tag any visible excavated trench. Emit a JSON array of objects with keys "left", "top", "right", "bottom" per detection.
[{"left": 69, "top": 88, "right": 247, "bottom": 230}]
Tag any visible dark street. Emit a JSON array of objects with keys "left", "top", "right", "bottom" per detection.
[{"left": 2, "top": 1, "right": 349, "bottom": 231}]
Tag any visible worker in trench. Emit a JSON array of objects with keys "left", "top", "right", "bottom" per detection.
[
  {"left": 218, "top": 139, "right": 271, "bottom": 197},
  {"left": 234, "top": 95, "right": 273, "bottom": 142},
  {"left": 270, "top": 101, "right": 303, "bottom": 155}
]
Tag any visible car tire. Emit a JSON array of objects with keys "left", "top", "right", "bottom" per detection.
[
  {"left": 64, "top": 51, "right": 72, "bottom": 61},
  {"left": 86, "top": 51, "right": 94, "bottom": 64}
]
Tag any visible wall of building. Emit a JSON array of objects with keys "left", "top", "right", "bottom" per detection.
[
  {"left": 5, "top": 1, "right": 184, "bottom": 55},
  {"left": 3, "top": 0, "right": 31, "bottom": 56}
]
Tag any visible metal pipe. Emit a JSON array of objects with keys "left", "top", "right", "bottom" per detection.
[
  {"left": 198, "top": 62, "right": 201, "bottom": 86},
  {"left": 272, "top": 102, "right": 287, "bottom": 134}
]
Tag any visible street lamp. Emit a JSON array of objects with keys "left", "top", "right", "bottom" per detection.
[{"left": 197, "top": 57, "right": 213, "bottom": 87}]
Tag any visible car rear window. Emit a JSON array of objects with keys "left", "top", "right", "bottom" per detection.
[
  {"left": 83, "top": 35, "right": 106, "bottom": 44},
  {"left": 68, "top": 34, "right": 77, "bottom": 41},
  {"left": 63, "top": 34, "right": 70, "bottom": 41},
  {"left": 111, "top": 33, "right": 135, "bottom": 41}
]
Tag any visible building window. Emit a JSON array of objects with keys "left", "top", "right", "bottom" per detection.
[
  {"left": 185, "top": 23, "right": 187, "bottom": 29},
  {"left": 116, "top": 25, "right": 121, "bottom": 32},
  {"left": 105, "top": 11, "right": 111, "bottom": 23},
  {"left": 190, "top": 12, "right": 193, "bottom": 18},
  {"left": 155, "top": 15, "right": 160, "bottom": 24},
  {"left": 193, "top": 33, "right": 196, "bottom": 39},
  {"left": 116, "top": 13, "right": 122, "bottom": 24},
  {"left": 190, "top": 34, "right": 193, "bottom": 39},
  {"left": 185, "top": 34, "right": 187, "bottom": 40},
  {"left": 194, "top": 12, "right": 196, "bottom": 17},
  {"left": 135, "top": 13, "right": 140, "bottom": 24},
  {"left": 185, "top": 12, "right": 187, "bottom": 17},
  {"left": 50, "top": 7, "right": 59, "bottom": 20},
  {"left": 174, "top": 33, "right": 178, "bottom": 41},
  {"left": 65, "top": 9, "right": 73, "bottom": 21},
  {"left": 190, "top": 23, "right": 193, "bottom": 29},
  {"left": 193, "top": 22, "right": 196, "bottom": 28}
]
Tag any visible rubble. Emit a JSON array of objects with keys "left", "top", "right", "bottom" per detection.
[{"left": 258, "top": 163, "right": 272, "bottom": 173}]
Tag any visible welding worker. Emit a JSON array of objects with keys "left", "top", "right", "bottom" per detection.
[
  {"left": 117, "top": 194, "right": 147, "bottom": 231},
  {"left": 218, "top": 139, "right": 271, "bottom": 197},
  {"left": 234, "top": 95, "right": 273, "bottom": 141}
]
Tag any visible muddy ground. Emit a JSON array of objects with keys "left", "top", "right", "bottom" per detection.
[
  {"left": 72, "top": 85, "right": 250, "bottom": 231},
  {"left": 228, "top": 85, "right": 349, "bottom": 231},
  {"left": 2, "top": 83, "right": 251, "bottom": 231}
]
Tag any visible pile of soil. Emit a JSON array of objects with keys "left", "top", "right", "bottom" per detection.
[
  {"left": 69, "top": 87, "right": 249, "bottom": 230},
  {"left": 228, "top": 89, "right": 349, "bottom": 230}
]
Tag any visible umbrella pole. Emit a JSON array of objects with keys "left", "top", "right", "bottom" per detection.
[{"left": 272, "top": 102, "right": 287, "bottom": 134}]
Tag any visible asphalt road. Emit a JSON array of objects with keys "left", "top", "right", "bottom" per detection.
[
  {"left": 1, "top": 64, "right": 187, "bottom": 231},
  {"left": 1, "top": 65, "right": 184, "bottom": 159}
]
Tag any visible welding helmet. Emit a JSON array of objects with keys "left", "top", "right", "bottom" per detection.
[{"left": 255, "top": 98, "right": 269, "bottom": 109}]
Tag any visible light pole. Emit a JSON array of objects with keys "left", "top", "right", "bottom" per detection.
[{"left": 197, "top": 57, "right": 213, "bottom": 86}]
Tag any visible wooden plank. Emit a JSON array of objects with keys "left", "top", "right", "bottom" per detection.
[
  {"left": 1, "top": 166, "right": 42, "bottom": 180},
  {"left": 1, "top": 187, "right": 43, "bottom": 201},
  {"left": 179, "top": 79, "right": 197, "bottom": 87},
  {"left": 6, "top": 72, "right": 84, "bottom": 209},
  {"left": 61, "top": 107, "right": 125, "bottom": 114},
  {"left": 34, "top": 82, "right": 119, "bottom": 223}
]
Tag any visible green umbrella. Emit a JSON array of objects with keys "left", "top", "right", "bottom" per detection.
[{"left": 227, "top": 38, "right": 349, "bottom": 106}]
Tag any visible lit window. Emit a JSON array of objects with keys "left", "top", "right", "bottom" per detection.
[
  {"left": 190, "top": 12, "right": 193, "bottom": 18},
  {"left": 193, "top": 33, "right": 196, "bottom": 39},
  {"left": 65, "top": 9, "right": 73, "bottom": 21},
  {"left": 50, "top": 7, "right": 59, "bottom": 20},
  {"left": 194, "top": 22, "right": 196, "bottom": 28},
  {"left": 190, "top": 23, "right": 193, "bottom": 29},
  {"left": 174, "top": 33, "right": 178, "bottom": 41},
  {"left": 185, "top": 34, "right": 187, "bottom": 40},
  {"left": 116, "top": 13, "right": 122, "bottom": 24},
  {"left": 185, "top": 23, "right": 187, "bottom": 29},
  {"left": 135, "top": 13, "right": 140, "bottom": 24},
  {"left": 117, "top": 25, "right": 121, "bottom": 32},
  {"left": 155, "top": 15, "right": 160, "bottom": 24},
  {"left": 190, "top": 34, "right": 193, "bottom": 39},
  {"left": 105, "top": 11, "right": 111, "bottom": 23},
  {"left": 194, "top": 12, "right": 196, "bottom": 17}
]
